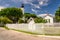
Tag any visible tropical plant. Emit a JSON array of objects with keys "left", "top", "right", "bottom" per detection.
[
  {"left": 55, "top": 7, "right": 60, "bottom": 22},
  {"left": 0, "top": 7, "right": 23, "bottom": 23}
]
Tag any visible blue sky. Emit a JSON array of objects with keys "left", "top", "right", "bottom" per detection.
[{"left": 0, "top": 0, "right": 60, "bottom": 15}]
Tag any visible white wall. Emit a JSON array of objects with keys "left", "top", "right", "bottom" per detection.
[
  {"left": 44, "top": 16, "right": 53, "bottom": 23},
  {"left": 6, "top": 23, "right": 60, "bottom": 34},
  {"left": 6, "top": 24, "right": 44, "bottom": 34}
]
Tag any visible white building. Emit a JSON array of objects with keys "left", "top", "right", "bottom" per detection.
[
  {"left": 38, "top": 14, "right": 54, "bottom": 23},
  {"left": 28, "top": 17, "right": 36, "bottom": 30}
]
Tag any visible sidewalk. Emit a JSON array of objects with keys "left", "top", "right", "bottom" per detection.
[{"left": 0, "top": 27, "right": 60, "bottom": 40}]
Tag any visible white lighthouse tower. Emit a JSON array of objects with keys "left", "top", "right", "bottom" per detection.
[{"left": 21, "top": 4, "right": 25, "bottom": 22}]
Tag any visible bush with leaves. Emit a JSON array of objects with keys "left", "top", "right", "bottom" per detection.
[
  {"left": 55, "top": 7, "right": 60, "bottom": 22},
  {"left": 0, "top": 8, "right": 23, "bottom": 23},
  {"left": 34, "top": 17, "right": 46, "bottom": 23},
  {"left": 0, "top": 16, "right": 13, "bottom": 24},
  {"left": 24, "top": 13, "right": 37, "bottom": 20},
  {"left": 18, "top": 19, "right": 24, "bottom": 23}
]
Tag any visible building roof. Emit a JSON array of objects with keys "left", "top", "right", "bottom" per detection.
[
  {"left": 27, "top": 17, "right": 34, "bottom": 23},
  {"left": 38, "top": 13, "right": 54, "bottom": 18},
  {"left": 43, "top": 14, "right": 53, "bottom": 18}
]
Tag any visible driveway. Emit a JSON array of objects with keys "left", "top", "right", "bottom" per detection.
[{"left": 0, "top": 27, "right": 60, "bottom": 40}]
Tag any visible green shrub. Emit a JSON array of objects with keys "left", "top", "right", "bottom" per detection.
[
  {"left": 0, "top": 16, "right": 13, "bottom": 24},
  {"left": 34, "top": 17, "right": 47, "bottom": 23},
  {"left": 18, "top": 19, "right": 24, "bottom": 23},
  {"left": 3, "top": 26, "right": 9, "bottom": 30}
]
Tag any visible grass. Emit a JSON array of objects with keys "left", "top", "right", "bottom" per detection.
[
  {"left": 11, "top": 29, "right": 42, "bottom": 35},
  {"left": 3, "top": 26, "right": 10, "bottom": 30},
  {"left": 0, "top": 26, "right": 42, "bottom": 35},
  {"left": 2, "top": 26, "right": 60, "bottom": 36},
  {"left": 45, "top": 34, "right": 60, "bottom": 36},
  {"left": 11, "top": 29, "right": 60, "bottom": 36},
  {"left": 1, "top": 26, "right": 10, "bottom": 30},
  {"left": 44, "top": 27, "right": 60, "bottom": 36},
  {"left": 0, "top": 24, "right": 9, "bottom": 30}
]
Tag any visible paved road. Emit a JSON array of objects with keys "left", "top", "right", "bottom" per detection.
[{"left": 0, "top": 27, "right": 60, "bottom": 40}]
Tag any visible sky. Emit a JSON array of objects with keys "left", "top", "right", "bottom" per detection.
[{"left": 0, "top": 0, "right": 60, "bottom": 15}]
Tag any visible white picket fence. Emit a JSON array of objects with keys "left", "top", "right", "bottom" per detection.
[{"left": 6, "top": 23, "right": 60, "bottom": 34}]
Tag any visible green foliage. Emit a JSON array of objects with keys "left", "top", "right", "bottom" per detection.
[
  {"left": 11, "top": 29, "right": 41, "bottom": 35},
  {"left": 34, "top": 17, "right": 46, "bottom": 23},
  {"left": 0, "top": 7, "right": 23, "bottom": 23},
  {"left": 55, "top": 7, "right": 60, "bottom": 22},
  {"left": 0, "top": 7, "right": 48, "bottom": 23},
  {"left": 24, "top": 13, "right": 46, "bottom": 23},
  {"left": 18, "top": 19, "right": 24, "bottom": 23},
  {"left": 0, "top": 16, "right": 13, "bottom": 24},
  {"left": 24, "top": 13, "right": 37, "bottom": 22},
  {"left": 24, "top": 13, "right": 37, "bottom": 18},
  {"left": 24, "top": 13, "right": 31, "bottom": 19},
  {"left": 3, "top": 26, "right": 9, "bottom": 30},
  {"left": 30, "top": 14, "right": 37, "bottom": 18}
]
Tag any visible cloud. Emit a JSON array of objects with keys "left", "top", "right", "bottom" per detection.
[
  {"left": 38, "top": 0, "right": 49, "bottom": 6},
  {"left": 11, "top": 0, "right": 33, "bottom": 4},
  {"left": 0, "top": 6, "right": 5, "bottom": 8},
  {"left": 4, "top": 4, "right": 10, "bottom": 7},
  {"left": 11, "top": 0, "right": 19, "bottom": 2},
  {"left": 0, "top": 4, "right": 10, "bottom": 7},
  {"left": 20, "top": 0, "right": 49, "bottom": 6},
  {"left": 28, "top": 0, "right": 49, "bottom": 9},
  {"left": 0, "top": 0, "right": 49, "bottom": 6},
  {"left": 38, "top": 13, "right": 54, "bottom": 17},
  {"left": 38, "top": 14, "right": 47, "bottom": 17},
  {"left": 39, "top": 1, "right": 44, "bottom": 5},
  {"left": 31, "top": 9, "right": 35, "bottom": 12},
  {"left": 30, "top": 3, "right": 40, "bottom": 8},
  {"left": 11, "top": 0, "right": 49, "bottom": 6},
  {"left": 0, "top": 6, "right": 5, "bottom": 11},
  {"left": 34, "top": 5, "right": 40, "bottom": 8},
  {"left": 10, "top": 0, "right": 49, "bottom": 9},
  {"left": 31, "top": 9, "right": 37, "bottom": 13}
]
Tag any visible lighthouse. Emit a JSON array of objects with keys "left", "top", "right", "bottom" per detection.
[{"left": 21, "top": 4, "right": 25, "bottom": 22}]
